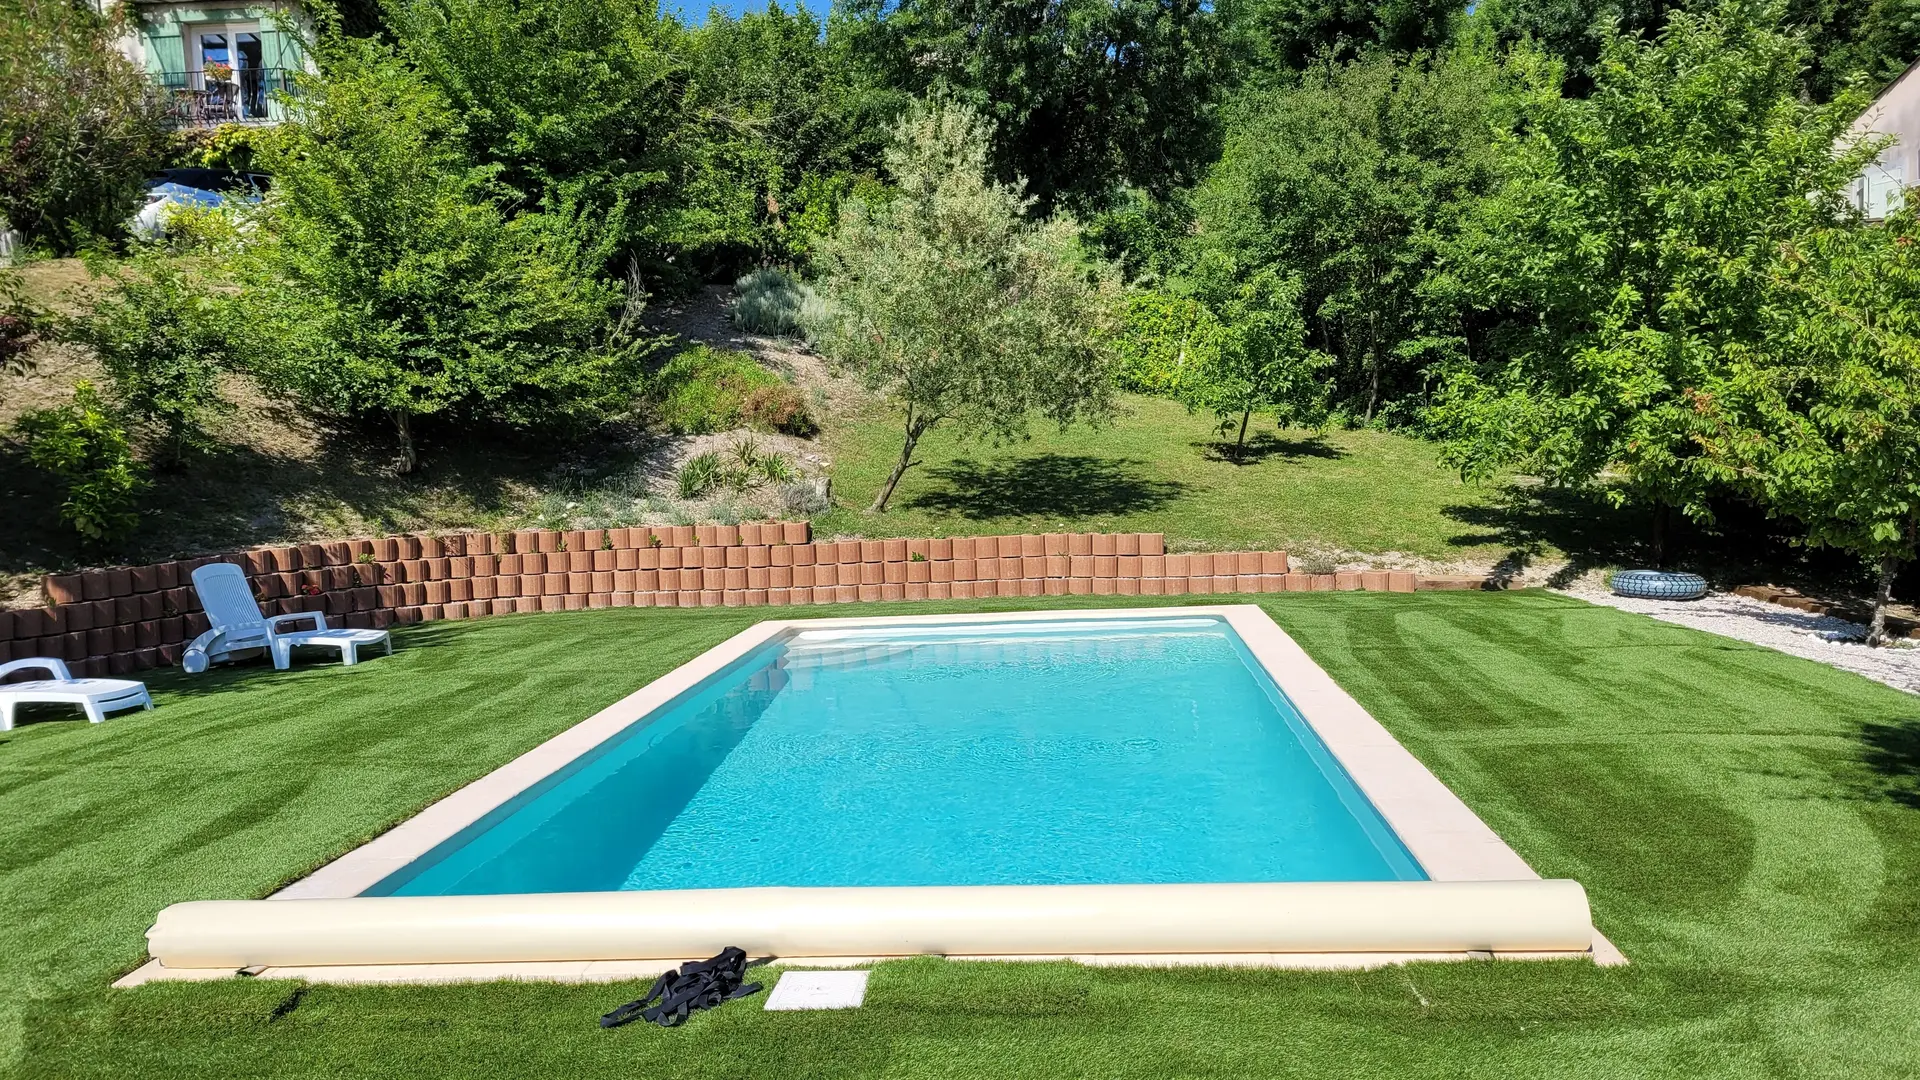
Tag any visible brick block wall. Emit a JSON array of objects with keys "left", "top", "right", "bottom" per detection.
[{"left": 3, "top": 524, "right": 1482, "bottom": 676}]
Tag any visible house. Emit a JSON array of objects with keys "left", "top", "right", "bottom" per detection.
[
  {"left": 97, "top": 2, "right": 317, "bottom": 127},
  {"left": 1845, "top": 59, "right": 1920, "bottom": 220}
]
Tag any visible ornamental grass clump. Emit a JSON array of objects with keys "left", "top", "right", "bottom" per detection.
[{"left": 729, "top": 268, "right": 818, "bottom": 338}]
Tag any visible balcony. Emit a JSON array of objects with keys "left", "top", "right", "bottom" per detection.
[{"left": 152, "top": 67, "right": 301, "bottom": 129}]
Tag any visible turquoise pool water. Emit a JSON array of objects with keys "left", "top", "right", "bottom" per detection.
[{"left": 368, "top": 617, "right": 1424, "bottom": 896}]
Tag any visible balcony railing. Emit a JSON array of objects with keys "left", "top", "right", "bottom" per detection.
[{"left": 152, "top": 67, "right": 301, "bottom": 128}]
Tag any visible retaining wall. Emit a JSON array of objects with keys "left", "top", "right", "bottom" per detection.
[{"left": 2, "top": 524, "right": 1439, "bottom": 677}]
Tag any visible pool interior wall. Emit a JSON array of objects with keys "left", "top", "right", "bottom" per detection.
[{"left": 367, "top": 616, "right": 1425, "bottom": 897}]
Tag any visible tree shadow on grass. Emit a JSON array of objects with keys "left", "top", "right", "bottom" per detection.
[
  {"left": 1859, "top": 719, "right": 1920, "bottom": 808},
  {"left": 1190, "top": 431, "right": 1347, "bottom": 466},
  {"left": 1441, "top": 483, "right": 1655, "bottom": 585},
  {"left": 1443, "top": 481, "right": 1887, "bottom": 594},
  {"left": 903, "top": 455, "right": 1188, "bottom": 520}
]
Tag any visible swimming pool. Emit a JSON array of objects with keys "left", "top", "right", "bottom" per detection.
[
  {"left": 368, "top": 617, "right": 1424, "bottom": 897},
  {"left": 135, "top": 606, "right": 1609, "bottom": 980}
]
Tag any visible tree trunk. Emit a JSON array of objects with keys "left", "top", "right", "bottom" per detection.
[
  {"left": 1651, "top": 501, "right": 1672, "bottom": 568},
  {"left": 870, "top": 413, "right": 929, "bottom": 513},
  {"left": 1364, "top": 353, "right": 1380, "bottom": 423},
  {"left": 1868, "top": 554, "right": 1902, "bottom": 648},
  {"left": 1234, "top": 409, "right": 1251, "bottom": 461},
  {"left": 393, "top": 409, "right": 418, "bottom": 475}
]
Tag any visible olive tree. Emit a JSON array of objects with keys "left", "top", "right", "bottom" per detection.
[{"left": 807, "top": 97, "right": 1122, "bottom": 512}]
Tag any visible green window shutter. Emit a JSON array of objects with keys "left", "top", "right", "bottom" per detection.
[{"left": 145, "top": 28, "right": 185, "bottom": 78}]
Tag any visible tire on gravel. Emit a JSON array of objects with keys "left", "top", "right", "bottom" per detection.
[{"left": 1610, "top": 570, "right": 1708, "bottom": 601}]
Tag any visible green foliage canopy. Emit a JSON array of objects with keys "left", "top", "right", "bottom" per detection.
[
  {"left": 1223, "top": 0, "right": 1460, "bottom": 73},
  {"left": 836, "top": 0, "right": 1225, "bottom": 215},
  {"left": 243, "top": 40, "right": 647, "bottom": 473},
  {"left": 1180, "top": 260, "right": 1332, "bottom": 455},
  {"left": 60, "top": 252, "right": 235, "bottom": 466},
  {"left": 1432, "top": 1, "right": 1877, "bottom": 544},
  {"left": 1111, "top": 289, "right": 1226, "bottom": 395},
  {"left": 1714, "top": 202, "right": 1920, "bottom": 641},
  {"left": 1191, "top": 44, "right": 1531, "bottom": 422}
]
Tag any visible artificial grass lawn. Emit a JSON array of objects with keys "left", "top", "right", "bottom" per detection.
[
  {"left": 4, "top": 592, "right": 1919, "bottom": 1078},
  {"left": 816, "top": 394, "right": 1530, "bottom": 561}
]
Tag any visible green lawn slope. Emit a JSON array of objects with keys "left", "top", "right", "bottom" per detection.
[{"left": 819, "top": 396, "right": 1567, "bottom": 564}]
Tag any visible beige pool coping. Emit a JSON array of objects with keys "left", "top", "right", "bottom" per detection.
[{"left": 118, "top": 605, "right": 1625, "bottom": 987}]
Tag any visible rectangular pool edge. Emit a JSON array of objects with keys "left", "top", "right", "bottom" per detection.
[{"left": 128, "top": 606, "right": 1627, "bottom": 981}]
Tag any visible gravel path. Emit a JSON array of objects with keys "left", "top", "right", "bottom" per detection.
[{"left": 1558, "top": 585, "right": 1920, "bottom": 695}]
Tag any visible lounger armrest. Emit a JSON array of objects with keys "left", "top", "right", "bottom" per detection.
[
  {"left": 0, "top": 657, "right": 72, "bottom": 682},
  {"left": 268, "top": 611, "right": 328, "bottom": 633}
]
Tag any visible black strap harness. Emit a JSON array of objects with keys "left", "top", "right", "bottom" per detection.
[{"left": 599, "top": 947, "right": 772, "bottom": 1029}]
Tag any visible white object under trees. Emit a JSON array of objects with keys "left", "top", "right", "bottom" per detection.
[
  {"left": 0, "top": 657, "right": 152, "bottom": 730},
  {"left": 183, "top": 563, "right": 392, "bottom": 674}
]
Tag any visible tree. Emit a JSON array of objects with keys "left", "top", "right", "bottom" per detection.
[
  {"left": 59, "top": 252, "right": 235, "bottom": 467},
  {"left": 243, "top": 40, "right": 647, "bottom": 473},
  {"left": 383, "top": 0, "right": 720, "bottom": 281},
  {"left": 1712, "top": 206, "right": 1920, "bottom": 645},
  {"left": 678, "top": 3, "right": 900, "bottom": 266},
  {"left": 1791, "top": 0, "right": 1920, "bottom": 102},
  {"left": 0, "top": 0, "right": 174, "bottom": 253},
  {"left": 1181, "top": 259, "right": 1331, "bottom": 458},
  {"left": 835, "top": 0, "right": 1225, "bottom": 216},
  {"left": 1221, "top": 0, "right": 1460, "bottom": 75},
  {"left": 1474, "top": 0, "right": 1920, "bottom": 101},
  {"left": 807, "top": 98, "right": 1122, "bottom": 512},
  {"left": 1190, "top": 44, "right": 1530, "bottom": 423},
  {"left": 1471, "top": 0, "right": 1682, "bottom": 91},
  {"left": 1431, "top": 1, "right": 1876, "bottom": 562}
]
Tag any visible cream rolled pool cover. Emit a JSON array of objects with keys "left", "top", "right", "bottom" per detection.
[{"left": 147, "top": 881, "right": 1593, "bottom": 969}]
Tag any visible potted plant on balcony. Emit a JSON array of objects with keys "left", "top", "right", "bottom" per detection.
[{"left": 203, "top": 61, "right": 233, "bottom": 86}]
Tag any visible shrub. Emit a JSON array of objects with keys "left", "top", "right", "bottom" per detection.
[
  {"left": 728, "top": 433, "right": 764, "bottom": 472},
  {"left": 15, "top": 380, "right": 145, "bottom": 544},
  {"left": 178, "top": 123, "right": 279, "bottom": 174},
  {"left": 648, "top": 344, "right": 816, "bottom": 436},
  {"left": 0, "top": 2, "right": 174, "bottom": 253},
  {"left": 741, "top": 382, "right": 818, "bottom": 437},
  {"left": 729, "top": 267, "right": 818, "bottom": 338},
  {"left": 778, "top": 478, "right": 829, "bottom": 516},
  {"left": 755, "top": 451, "right": 796, "bottom": 484}
]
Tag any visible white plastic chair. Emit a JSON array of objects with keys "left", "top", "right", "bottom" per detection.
[
  {"left": 0, "top": 658, "right": 152, "bottom": 730},
  {"left": 182, "top": 563, "right": 392, "bottom": 674}
]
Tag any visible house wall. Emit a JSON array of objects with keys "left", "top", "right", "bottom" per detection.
[
  {"left": 1847, "top": 64, "right": 1920, "bottom": 218},
  {"left": 133, "top": 3, "right": 313, "bottom": 77},
  {"left": 129, "top": 2, "right": 314, "bottom": 121}
]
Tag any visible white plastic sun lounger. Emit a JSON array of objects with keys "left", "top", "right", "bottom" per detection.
[
  {"left": 182, "top": 562, "right": 392, "bottom": 674},
  {"left": 0, "top": 657, "right": 152, "bottom": 730}
]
